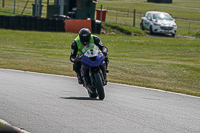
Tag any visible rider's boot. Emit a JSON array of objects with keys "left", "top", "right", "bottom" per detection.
[
  {"left": 103, "top": 73, "right": 107, "bottom": 85},
  {"left": 104, "top": 75, "right": 107, "bottom": 85},
  {"left": 105, "top": 56, "right": 109, "bottom": 73},
  {"left": 76, "top": 72, "right": 83, "bottom": 84}
]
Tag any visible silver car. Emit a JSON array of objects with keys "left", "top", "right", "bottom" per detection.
[{"left": 140, "top": 11, "right": 177, "bottom": 37}]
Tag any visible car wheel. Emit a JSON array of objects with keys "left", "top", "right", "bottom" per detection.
[
  {"left": 150, "top": 26, "right": 154, "bottom": 34},
  {"left": 172, "top": 33, "right": 175, "bottom": 37},
  {"left": 140, "top": 21, "right": 145, "bottom": 30}
]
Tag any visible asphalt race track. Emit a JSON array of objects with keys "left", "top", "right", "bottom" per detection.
[{"left": 0, "top": 68, "right": 200, "bottom": 133}]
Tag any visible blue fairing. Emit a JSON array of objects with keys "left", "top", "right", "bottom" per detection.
[{"left": 81, "top": 53, "right": 105, "bottom": 67}]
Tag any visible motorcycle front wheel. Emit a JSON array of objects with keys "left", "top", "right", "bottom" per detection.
[
  {"left": 88, "top": 90, "right": 97, "bottom": 98},
  {"left": 94, "top": 72, "right": 105, "bottom": 100}
]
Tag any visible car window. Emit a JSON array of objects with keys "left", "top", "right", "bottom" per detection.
[
  {"left": 147, "top": 13, "right": 152, "bottom": 19},
  {"left": 153, "top": 13, "right": 173, "bottom": 20},
  {"left": 145, "top": 12, "right": 148, "bottom": 17}
]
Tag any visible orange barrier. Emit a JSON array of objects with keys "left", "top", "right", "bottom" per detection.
[
  {"left": 96, "top": 9, "right": 107, "bottom": 22},
  {"left": 65, "top": 19, "right": 92, "bottom": 33}
]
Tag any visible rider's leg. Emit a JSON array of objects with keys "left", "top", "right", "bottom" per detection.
[
  {"left": 73, "top": 62, "right": 83, "bottom": 84},
  {"left": 100, "top": 63, "right": 107, "bottom": 85},
  {"left": 81, "top": 66, "right": 89, "bottom": 86}
]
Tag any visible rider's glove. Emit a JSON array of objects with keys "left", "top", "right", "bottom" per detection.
[
  {"left": 102, "top": 47, "right": 108, "bottom": 56},
  {"left": 102, "top": 51, "right": 107, "bottom": 56},
  {"left": 74, "top": 55, "right": 82, "bottom": 63},
  {"left": 74, "top": 58, "right": 79, "bottom": 63}
]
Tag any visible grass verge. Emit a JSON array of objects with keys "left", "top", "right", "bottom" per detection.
[
  {"left": 102, "top": 22, "right": 146, "bottom": 36},
  {"left": 0, "top": 29, "right": 200, "bottom": 97}
]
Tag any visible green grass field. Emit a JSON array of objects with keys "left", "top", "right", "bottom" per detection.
[
  {"left": 0, "top": 29, "right": 200, "bottom": 96},
  {"left": 97, "top": 0, "right": 200, "bottom": 20}
]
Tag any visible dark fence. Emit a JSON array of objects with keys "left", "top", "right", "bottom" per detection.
[
  {"left": 0, "top": 15, "right": 102, "bottom": 34},
  {"left": 0, "top": 15, "right": 65, "bottom": 32}
]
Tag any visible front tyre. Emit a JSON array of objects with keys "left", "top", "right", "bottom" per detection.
[
  {"left": 88, "top": 90, "right": 97, "bottom": 98},
  {"left": 94, "top": 73, "right": 105, "bottom": 100},
  {"left": 150, "top": 26, "right": 154, "bottom": 34},
  {"left": 140, "top": 21, "right": 145, "bottom": 30}
]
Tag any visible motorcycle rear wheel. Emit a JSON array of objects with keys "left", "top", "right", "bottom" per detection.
[{"left": 94, "top": 72, "right": 105, "bottom": 100}]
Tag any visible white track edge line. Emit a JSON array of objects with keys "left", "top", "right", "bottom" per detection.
[{"left": 0, "top": 119, "right": 30, "bottom": 133}]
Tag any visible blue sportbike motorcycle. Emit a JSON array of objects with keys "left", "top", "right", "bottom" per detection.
[{"left": 80, "top": 44, "right": 107, "bottom": 100}]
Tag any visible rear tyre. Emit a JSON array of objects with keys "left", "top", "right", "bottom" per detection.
[{"left": 94, "top": 73, "right": 105, "bottom": 100}]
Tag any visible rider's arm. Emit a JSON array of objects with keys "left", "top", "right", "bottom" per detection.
[
  {"left": 93, "top": 35, "right": 108, "bottom": 54},
  {"left": 70, "top": 40, "right": 78, "bottom": 63}
]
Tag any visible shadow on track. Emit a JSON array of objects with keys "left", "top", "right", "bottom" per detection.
[
  {"left": 147, "top": 32, "right": 174, "bottom": 38},
  {"left": 60, "top": 97, "right": 100, "bottom": 101}
]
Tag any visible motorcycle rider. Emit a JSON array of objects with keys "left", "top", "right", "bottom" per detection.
[{"left": 70, "top": 28, "right": 109, "bottom": 87}]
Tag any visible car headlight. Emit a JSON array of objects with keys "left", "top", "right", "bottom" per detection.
[{"left": 170, "top": 23, "right": 177, "bottom": 27}]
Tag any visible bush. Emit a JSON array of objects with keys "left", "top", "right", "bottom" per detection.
[{"left": 195, "top": 31, "right": 200, "bottom": 38}]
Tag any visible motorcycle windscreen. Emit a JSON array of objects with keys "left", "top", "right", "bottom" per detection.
[{"left": 81, "top": 53, "right": 105, "bottom": 67}]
